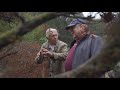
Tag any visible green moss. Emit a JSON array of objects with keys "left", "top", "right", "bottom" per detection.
[{"left": 22, "top": 25, "right": 47, "bottom": 44}]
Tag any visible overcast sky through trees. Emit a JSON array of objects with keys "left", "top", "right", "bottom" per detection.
[{"left": 83, "top": 12, "right": 101, "bottom": 19}]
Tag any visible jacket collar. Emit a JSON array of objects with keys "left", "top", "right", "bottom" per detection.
[{"left": 46, "top": 40, "right": 59, "bottom": 52}]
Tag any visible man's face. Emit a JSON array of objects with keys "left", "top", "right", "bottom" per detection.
[
  {"left": 48, "top": 31, "right": 58, "bottom": 44},
  {"left": 68, "top": 24, "right": 85, "bottom": 40}
]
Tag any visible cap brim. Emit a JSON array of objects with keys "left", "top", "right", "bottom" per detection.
[{"left": 65, "top": 24, "right": 75, "bottom": 30}]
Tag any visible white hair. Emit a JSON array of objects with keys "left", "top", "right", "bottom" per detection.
[{"left": 46, "top": 28, "right": 58, "bottom": 38}]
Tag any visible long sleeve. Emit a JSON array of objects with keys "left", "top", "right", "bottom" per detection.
[{"left": 35, "top": 43, "right": 45, "bottom": 64}]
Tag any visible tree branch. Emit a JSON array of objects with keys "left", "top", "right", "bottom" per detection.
[
  {"left": 13, "top": 12, "right": 26, "bottom": 24},
  {"left": 53, "top": 16, "right": 120, "bottom": 78},
  {"left": 59, "top": 13, "right": 97, "bottom": 21},
  {"left": 0, "top": 12, "right": 59, "bottom": 50},
  {"left": 54, "top": 45, "right": 120, "bottom": 78},
  {"left": 0, "top": 51, "right": 18, "bottom": 60}
]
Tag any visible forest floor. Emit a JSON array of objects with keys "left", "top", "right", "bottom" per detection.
[{"left": 0, "top": 41, "right": 49, "bottom": 78}]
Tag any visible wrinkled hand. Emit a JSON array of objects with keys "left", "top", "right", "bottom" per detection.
[{"left": 41, "top": 48, "right": 53, "bottom": 58}]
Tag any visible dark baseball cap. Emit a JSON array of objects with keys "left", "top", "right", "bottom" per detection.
[{"left": 65, "top": 18, "right": 87, "bottom": 30}]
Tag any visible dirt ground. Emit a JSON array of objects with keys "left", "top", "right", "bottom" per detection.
[{"left": 0, "top": 41, "right": 49, "bottom": 78}]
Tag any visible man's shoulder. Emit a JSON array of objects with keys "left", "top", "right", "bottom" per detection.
[
  {"left": 41, "top": 42, "right": 48, "bottom": 47},
  {"left": 42, "top": 42, "right": 47, "bottom": 45},
  {"left": 58, "top": 40, "right": 67, "bottom": 46},
  {"left": 89, "top": 34, "right": 101, "bottom": 39}
]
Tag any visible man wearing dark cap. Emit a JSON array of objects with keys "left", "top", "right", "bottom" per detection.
[{"left": 64, "top": 18, "right": 103, "bottom": 72}]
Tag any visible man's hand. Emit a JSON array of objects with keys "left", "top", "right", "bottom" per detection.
[
  {"left": 41, "top": 48, "right": 53, "bottom": 58},
  {"left": 37, "top": 51, "right": 41, "bottom": 56}
]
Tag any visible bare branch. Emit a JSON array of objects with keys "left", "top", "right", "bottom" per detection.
[
  {"left": 59, "top": 13, "right": 96, "bottom": 21},
  {"left": 0, "top": 51, "right": 18, "bottom": 60}
]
